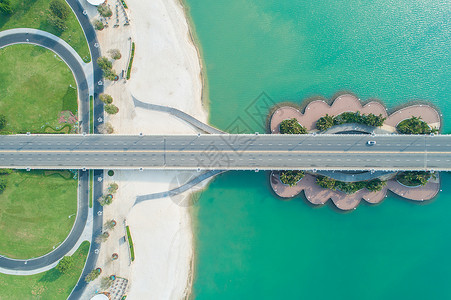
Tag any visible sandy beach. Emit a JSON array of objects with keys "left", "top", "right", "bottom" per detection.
[{"left": 93, "top": 0, "right": 207, "bottom": 298}]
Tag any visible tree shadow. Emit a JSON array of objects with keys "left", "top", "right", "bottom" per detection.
[
  {"left": 62, "top": 86, "right": 78, "bottom": 113},
  {"left": 38, "top": 268, "right": 62, "bottom": 283}
]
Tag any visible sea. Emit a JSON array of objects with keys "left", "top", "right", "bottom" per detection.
[{"left": 184, "top": 0, "right": 451, "bottom": 299}]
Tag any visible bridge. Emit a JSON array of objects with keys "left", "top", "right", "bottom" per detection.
[{"left": 1, "top": 134, "right": 450, "bottom": 171}]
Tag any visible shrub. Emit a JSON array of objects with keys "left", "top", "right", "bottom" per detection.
[
  {"left": 365, "top": 179, "right": 386, "bottom": 192},
  {"left": 105, "top": 104, "right": 119, "bottom": 115},
  {"left": 97, "top": 3, "right": 112, "bottom": 18},
  {"left": 97, "top": 194, "right": 113, "bottom": 206},
  {"left": 0, "top": 169, "right": 12, "bottom": 175},
  {"left": 104, "top": 219, "right": 117, "bottom": 230},
  {"left": 109, "top": 49, "right": 122, "bottom": 60},
  {"left": 121, "top": 0, "right": 128, "bottom": 9},
  {"left": 47, "top": 14, "right": 67, "bottom": 32},
  {"left": 279, "top": 171, "right": 304, "bottom": 187},
  {"left": 100, "top": 276, "right": 114, "bottom": 289},
  {"left": 126, "top": 42, "right": 135, "bottom": 80},
  {"left": 397, "top": 116, "right": 438, "bottom": 135},
  {"left": 95, "top": 232, "right": 110, "bottom": 243},
  {"left": 94, "top": 19, "right": 104, "bottom": 31},
  {"left": 0, "top": 114, "right": 6, "bottom": 130},
  {"left": 0, "top": 178, "right": 7, "bottom": 192},
  {"left": 97, "top": 57, "right": 112, "bottom": 70},
  {"left": 279, "top": 118, "right": 307, "bottom": 134},
  {"left": 126, "top": 226, "right": 135, "bottom": 261},
  {"left": 49, "top": 0, "right": 69, "bottom": 20},
  {"left": 56, "top": 256, "right": 74, "bottom": 273},
  {"left": 99, "top": 93, "right": 113, "bottom": 104},
  {"left": 0, "top": 0, "right": 13, "bottom": 14},
  {"left": 316, "top": 114, "right": 335, "bottom": 131},
  {"left": 108, "top": 170, "right": 115, "bottom": 176}
]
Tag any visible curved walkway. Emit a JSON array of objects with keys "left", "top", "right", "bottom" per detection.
[
  {"left": 133, "top": 96, "right": 225, "bottom": 134},
  {"left": 0, "top": 29, "right": 90, "bottom": 134},
  {"left": 0, "top": 171, "right": 89, "bottom": 274},
  {"left": 135, "top": 170, "right": 225, "bottom": 205}
]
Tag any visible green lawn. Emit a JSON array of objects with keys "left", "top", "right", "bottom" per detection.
[
  {"left": 0, "top": 0, "right": 90, "bottom": 61},
  {"left": 0, "top": 241, "right": 89, "bottom": 299},
  {"left": 0, "top": 170, "right": 77, "bottom": 259},
  {"left": 0, "top": 44, "right": 78, "bottom": 133}
]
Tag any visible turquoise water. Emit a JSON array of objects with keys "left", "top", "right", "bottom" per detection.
[{"left": 186, "top": 0, "right": 451, "bottom": 299}]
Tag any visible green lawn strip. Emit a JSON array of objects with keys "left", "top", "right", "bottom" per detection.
[
  {"left": 125, "top": 225, "right": 135, "bottom": 261},
  {"left": 0, "top": 241, "right": 89, "bottom": 299},
  {"left": 89, "top": 169, "right": 93, "bottom": 208},
  {"left": 0, "top": 170, "right": 77, "bottom": 259},
  {"left": 126, "top": 42, "right": 135, "bottom": 80},
  {"left": 89, "top": 95, "right": 94, "bottom": 134},
  {"left": 0, "top": 0, "right": 90, "bottom": 61},
  {"left": 0, "top": 44, "right": 78, "bottom": 134}
]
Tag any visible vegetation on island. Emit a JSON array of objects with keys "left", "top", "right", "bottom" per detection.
[
  {"left": 94, "top": 19, "right": 104, "bottom": 31},
  {"left": 0, "top": 241, "right": 89, "bottom": 299},
  {"left": 397, "top": 116, "right": 438, "bottom": 134},
  {"left": 397, "top": 171, "right": 435, "bottom": 187},
  {"left": 279, "top": 171, "right": 305, "bottom": 186},
  {"left": 0, "top": 0, "right": 90, "bottom": 60},
  {"left": 85, "top": 267, "right": 102, "bottom": 283},
  {"left": 97, "top": 56, "right": 118, "bottom": 81},
  {"left": 105, "top": 104, "right": 119, "bottom": 115},
  {"left": 109, "top": 49, "right": 122, "bottom": 60},
  {"left": 280, "top": 118, "right": 308, "bottom": 134},
  {"left": 316, "top": 176, "right": 386, "bottom": 194},
  {"left": 99, "top": 93, "right": 114, "bottom": 104},
  {"left": 56, "top": 256, "right": 74, "bottom": 274},
  {"left": 316, "top": 111, "right": 386, "bottom": 131}
]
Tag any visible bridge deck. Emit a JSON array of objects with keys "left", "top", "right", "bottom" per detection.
[{"left": 0, "top": 134, "right": 450, "bottom": 171}]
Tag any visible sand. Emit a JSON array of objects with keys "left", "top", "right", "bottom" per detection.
[{"left": 91, "top": 0, "right": 207, "bottom": 298}]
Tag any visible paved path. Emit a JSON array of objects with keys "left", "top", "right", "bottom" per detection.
[
  {"left": 0, "top": 29, "right": 90, "bottom": 134},
  {"left": 1, "top": 134, "right": 451, "bottom": 171},
  {"left": 0, "top": 170, "right": 88, "bottom": 273},
  {"left": 135, "top": 170, "right": 225, "bottom": 204},
  {"left": 133, "top": 96, "right": 225, "bottom": 134}
]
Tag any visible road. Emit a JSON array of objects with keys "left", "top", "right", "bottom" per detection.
[{"left": 1, "top": 134, "right": 450, "bottom": 171}]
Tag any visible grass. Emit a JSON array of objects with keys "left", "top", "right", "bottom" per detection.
[
  {"left": 0, "top": 0, "right": 90, "bottom": 61},
  {"left": 0, "top": 241, "right": 89, "bottom": 299},
  {"left": 89, "top": 169, "right": 93, "bottom": 208},
  {"left": 89, "top": 95, "right": 94, "bottom": 134},
  {"left": 0, "top": 44, "right": 78, "bottom": 134},
  {"left": 126, "top": 42, "right": 135, "bottom": 80},
  {"left": 125, "top": 225, "right": 135, "bottom": 261},
  {"left": 0, "top": 170, "right": 77, "bottom": 259}
]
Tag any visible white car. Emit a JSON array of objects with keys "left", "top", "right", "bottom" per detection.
[{"left": 367, "top": 140, "right": 376, "bottom": 145}]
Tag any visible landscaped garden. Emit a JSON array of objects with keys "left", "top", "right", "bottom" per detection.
[
  {"left": 279, "top": 118, "right": 307, "bottom": 134},
  {"left": 0, "top": 170, "right": 77, "bottom": 259},
  {"left": 316, "top": 112, "right": 386, "bottom": 131},
  {"left": 0, "top": 44, "right": 79, "bottom": 134},
  {"left": 0, "top": 0, "right": 90, "bottom": 61},
  {"left": 316, "top": 176, "right": 387, "bottom": 194},
  {"left": 397, "top": 171, "right": 435, "bottom": 187},
  {"left": 0, "top": 241, "right": 89, "bottom": 299},
  {"left": 397, "top": 116, "right": 438, "bottom": 134},
  {"left": 279, "top": 170, "right": 304, "bottom": 186}
]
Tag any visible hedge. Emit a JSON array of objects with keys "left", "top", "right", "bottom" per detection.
[
  {"left": 126, "top": 225, "right": 135, "bottom": 261},
  {"left": 126, "top": 42, "right": 135, "bottom": 80}
]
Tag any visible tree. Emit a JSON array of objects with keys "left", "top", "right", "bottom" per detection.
[
  {"left": 97, "top": 57, "right": 112, "bottom": 70},
  {"left": 99, "top": 94, "right": 113, "bottom": 104},
  {"left": 316, "top": 114, "right": 334, "bottom": 131},
  {"left": 108, "top": 182, "right": 119, "bottom": 194},
  {"left": 109, "top": 49, "right": 122, "bottom": 60},
  {"left": 0, "top": 114, "right": 7, "bottom": 130},
  {"left": 98, "top": 194, "right": 113, "bottom": 206},
  {"left": 97, "top": 3, "right": 112, "bottom": 17},
  {"left": 49, "top": 0, "right": 69, "bottom": 20},
  {"left": 0, "top": 0, "right": 13, "bottom": 14},
  {"left": 397, "top": 171, "right": 434, "bottom": 186},
  {"left": 397, "top": 116, "right": 437, "bottom": 135},
  {"left": 279, "top": 171, "right": 304, "bottom": 187},
  {"left": 85, "top": 268, "right": 102, "bottom": 282},
  {"left": 100, "top": 276, "right": 114, "bottom": 289},
  {"left": 104, "top": 104, "right": 119, "bottom": 115},
  {"left": 98, "top": 122, "right": 114, "bottom": 134},
  {"left": 279, "top": 118, "right": 307, "bottom": 134},
  {"left": 365, "top": 179, "right": 386, "bottom": 192},
  {"left": 104, "top": 219, "right": 117, "bottom": 230},
  {"left": 47, "top": 14, "right": 67, "bottom": 32},
  {"left": 94, "top": 19, "right": 104, "bottom": 31},
  {"left": 316, "top": 176, "right": 336, "bottom": 190},
  {"left": 95, "top": 232, "right": 110, "bottom": 243},
  {"left": 56, "top": 256, "right": 74, "bottom": 273}
]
